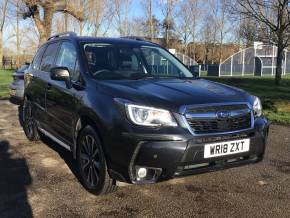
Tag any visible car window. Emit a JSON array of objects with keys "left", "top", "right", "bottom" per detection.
[
  {"left": 56, "top": 42, "right": 79, "bottom": 81},
  {"left": 141, "top": 47, "right": 181, "bottom": 76},
  {"left": 82, "top": 43, "right": 193, "bottom": 80},
  {"left": 73, "top": 60, "right": 80, "bottom": 82},
  {"left": 31, "top": 46, "right": 46, "bottom": 70},
  {"left": 40, "top": 42, "right": 59, "bottom": 72},
  {"left": 83, "top": 44, "right": 144, "bottom": 79}
]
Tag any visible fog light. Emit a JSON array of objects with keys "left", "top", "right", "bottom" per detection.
[{"left": 137, "top": 167, "right": 147, "bottom": 179}]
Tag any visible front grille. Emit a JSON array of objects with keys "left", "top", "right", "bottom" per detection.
[
  {"left": 189, "top": 132, "right": 254, "bottom": 144},
  {"left": 187, "top": 104, "right": 248, "bottom": 113},
  {"left": 185, "top": 104, "right": 252, "bottom": 134}
]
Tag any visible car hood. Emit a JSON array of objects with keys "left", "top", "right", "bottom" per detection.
[{"left": 97, "top": 78, "right": 252, "bottom": 113}]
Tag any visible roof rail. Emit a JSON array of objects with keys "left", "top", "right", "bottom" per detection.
[
  {"left": 120, "top": 36, "right": 146, "bottom": 41},
  {"left": 120, "top": 36, "right": 161, "bottom": 47},
  {"left": 47, "top": 32, "right": 77, "bottom": 41}
]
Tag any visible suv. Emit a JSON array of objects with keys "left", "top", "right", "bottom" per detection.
[{"left": 23, "top": 32, "right": 269, "bottom": 195}]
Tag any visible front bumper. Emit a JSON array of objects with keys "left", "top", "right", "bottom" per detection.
[{"left": 124, "top": 117, "right": 269, "bottom": 184}]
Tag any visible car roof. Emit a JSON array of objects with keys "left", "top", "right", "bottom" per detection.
[{"left": 47, "top": 35, "right": 160, "bottom": 47}]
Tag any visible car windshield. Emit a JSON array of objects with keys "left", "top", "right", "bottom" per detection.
[{"left": 82, "top": 43, "right": 194, "bottom": 80}]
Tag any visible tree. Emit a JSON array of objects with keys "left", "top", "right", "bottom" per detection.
[
  {"left": 175, "top": 0, "right": 201, "bottom": 57},
  {"left": 0, "top": 0, "right": 9, "bottom": 67},
  {"left": 146, "top": 16, "right": 161, "bottom": 39},
  {"left": 84, "top": 0, "right": 114, "bottom": 37},
  {"left": 238, "top": 17, "right": 258, "bottom": 46},
  {"left": 7, "top": 0, "right": 21, "bottom": 67},
  {"left": 21, "top": 0, "right": 84, "bottom": 44},
  {"left": 128, "top": 17, "right": 145, "bottom": 36},
  {"left": 175, "top": 0, "right": 192, "bottom": 54},
  {"left": 113, "top": 0, "right": 131, "bottom": 36},
  {"left": 216, "top": 0, "right": 229, "bottom": 63},
  {"left": 207, "top": 0, "right": 219, "bottom": 64},
  {"left": 229, "top": 0, "right": 290, "bottom": 85},
  {"left": 142, "top": 0, "right": 154, "bottom": 40},
  {"left": 202, "top": 15, "right": 215, "bottom": 64},
  {"left": 159, "top": 0, "right": 178, "bottom": 48},
  {"left": 237, "top": 17, "right": 271, "bottom": 47}
]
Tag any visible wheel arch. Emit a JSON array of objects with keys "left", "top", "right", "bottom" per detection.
[{"left": 73, "top": 109, "right": 104, "bottom": 159}]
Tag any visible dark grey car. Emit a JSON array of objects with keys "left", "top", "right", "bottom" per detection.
[{"left": 9, "top": 63, "right": 30, "bottom": 104}]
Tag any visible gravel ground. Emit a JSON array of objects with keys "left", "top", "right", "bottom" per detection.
[{"left": 0, "top": 100, "right": 290, "bottom": 218}]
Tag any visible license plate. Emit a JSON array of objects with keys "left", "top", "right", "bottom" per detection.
[{"left": 204, "top": 139, "right": 250, "bottom": 158}]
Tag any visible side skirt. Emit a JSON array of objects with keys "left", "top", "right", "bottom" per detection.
[{"left": 38, "top": 127, "right": 71, "bottom": 151}]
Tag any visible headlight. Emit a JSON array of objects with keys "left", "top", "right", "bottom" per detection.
[
  {"left": 253, "top": 96, "right": 262, "bottom": 117},
  {"left": 126, "top": 104, "right": 177, "bottom": 127}
]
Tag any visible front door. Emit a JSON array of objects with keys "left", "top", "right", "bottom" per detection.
[{"left": 45, "top": 41, "right": 81, "bottom": 145}]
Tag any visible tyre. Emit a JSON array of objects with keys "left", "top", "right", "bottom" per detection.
[
  {"left": 23, "top": 98, "right": 40, "bottom": 141},
  {"left": 18, "top": 104, "right": 24, "bottom": 127},
  {"left": 77, "top": 125, "right": 117, "bottom": 195}
]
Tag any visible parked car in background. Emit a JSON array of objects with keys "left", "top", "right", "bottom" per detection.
[
  {"left": 23, "top": 32, "right": 269, "bottom": 195},
  {"left": 9, "top": 63, "right": 30, "bottom": 104}
]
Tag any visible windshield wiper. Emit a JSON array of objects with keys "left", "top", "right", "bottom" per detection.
[
  {"left": 129, "top": 73, "right": 157, "bottom": 80},
  {"left": 129, "top": 73, "right": 197, "bottom": 80}
]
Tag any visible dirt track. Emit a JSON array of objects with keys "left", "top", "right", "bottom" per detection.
[{"left": 1, "top": 100, "right": 290, "bottom": 218}]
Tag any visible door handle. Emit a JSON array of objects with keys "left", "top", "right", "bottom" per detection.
[{"left": 46, "top": 83, "right": 52, "bottom": 90}]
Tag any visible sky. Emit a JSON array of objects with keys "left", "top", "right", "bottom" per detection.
[
  {"left": 130, "top": 0, "right": 163, "bottom": 20},
  {"left": 4, "top": 0, "right": 163, "bottom": 48},
  {"left": 3, "top": 0, "right": 236, "bottom": 55}
]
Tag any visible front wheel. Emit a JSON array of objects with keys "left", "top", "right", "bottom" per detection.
[
  {"left": 77, "top": 125, "right": 117, "bottom": 195},
  {"left": 23, "top": 98, "right": 40, "bottom": 141}
]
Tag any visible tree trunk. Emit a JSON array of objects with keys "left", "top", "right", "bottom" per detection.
[
  {"left": 165, "top": 25, "right": 169, "bottom": 48},
  {"left": 79, "top": 20, "right": 83, "bottom": 36},
  {"left": 0, "top": 31, "right": 3, "bottom": 68},
  {"left": 219, "top": 31, "right": 223, "bottom": 64},
  {"left": 275, "top": 44, "right": 283, "bottom": 85},
  {"left": 148, "top": 0, "right": 153, "bottom": 40},
  {"left": 64, "top": 13, "right": 68, "bottom": 32},
  {"left": 16, "top": 1, "right": 20, "bottom": 68}
]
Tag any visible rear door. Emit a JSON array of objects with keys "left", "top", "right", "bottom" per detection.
[
  {"left": 45, "top": 41, "right": 81, "bottom": 145},
  {"left": 34, "top": 42, "right": 60, "bottom": 129},
  {"left": 25, "top": 45, "right": 47, "bottom": 124}
]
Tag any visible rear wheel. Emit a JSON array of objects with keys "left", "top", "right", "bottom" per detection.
[
  {"left": 23, "top": 98, "right": 39, "bottom": 141},
  {"left": 77, "top": 125, "right": 117, "bottom": 195}
]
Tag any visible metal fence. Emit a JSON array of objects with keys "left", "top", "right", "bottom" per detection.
[
  {"left": 219, "top": 44, "right": 290, "bottom": 77},
  {"left": 175, "top": 52, "right": 198, "bottom": 66}
]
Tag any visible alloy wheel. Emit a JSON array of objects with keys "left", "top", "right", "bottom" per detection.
[
  {"left": 80, "top": 135, "right": 101, "bottom": 187},
  {"left": 24, "top": 102, "right": 34, "bottom": 138}
]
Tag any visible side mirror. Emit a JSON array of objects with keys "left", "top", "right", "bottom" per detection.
[{"left": 50, "top": 67, "right": 70, "bottom": 81}]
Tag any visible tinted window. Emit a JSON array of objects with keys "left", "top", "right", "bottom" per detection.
[
  {"left": 56, "top": 42, "right": 79, "bottom": 81},
  {"left": 82, "top": 43, "right": 193, "bottom": 80},
  {"left": 141, "top": 47, "right": 180, "bottom": 76},
  {"left": 73, "top": 60, "right": 80, "bottom": 82},
  {"left": 83, "top": 44, "right": 143, "bottom": 79},
  {"left": 40, "top": 43, "right": 59, "bottom": 72},
  {"left": 31, "top": 46, "right": 46, "bottom": 70}
]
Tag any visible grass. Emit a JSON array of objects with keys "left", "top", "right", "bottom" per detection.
[
  {"left": 204, "top": 75, "right": 290, "bottom": 124},
  {"left": 0, "top": 69, "right": 13, "bottom": 98},
  {"left": 199, "top": 71, "right": 208, "bottom": 77}
]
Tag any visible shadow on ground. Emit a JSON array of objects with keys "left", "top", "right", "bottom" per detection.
[
  {"left": 0, "top": 140, "right": 32, "bottom": 218},
  {"left": 39, "top": 135, "right": 82, "bottom": 186}
]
